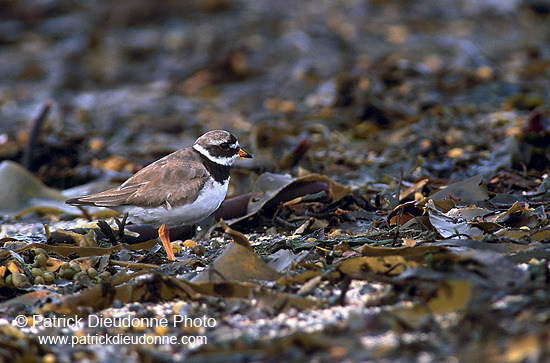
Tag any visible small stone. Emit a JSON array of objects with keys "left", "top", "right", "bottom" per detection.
[
  {"left": 31, "top": 268, "right": 44, "bottom": 278},
  {"left": 98, "top": 271, "right": 111, "bottom": 280},
  {"left": 43, "top": 272, "right": 55, "bottom": 284},
  {"left": 12, "top": 273, "right": 31, "bottom": 288},
  {"left": 87, "top": 268, "right": 98, "bottom": 279},
  {"left": 35, "top": 254, "right": 48, "bottom": 268}
]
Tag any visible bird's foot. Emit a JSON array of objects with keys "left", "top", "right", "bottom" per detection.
[{"left": 158, "top": 224, "right": 176, "bottom": 261}]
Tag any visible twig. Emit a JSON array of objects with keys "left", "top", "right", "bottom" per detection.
[
  {"left": 337, "top": 275, "right": 351, "bottom": 306},
  {"left": 76, "top": 205, "right": 93, "bottom": 221},
  {"left": 22, "top": 100, "right": 53, "bottom": 170},
  {"left": 114, "top": 212, "right": 129, "bottom": 240},
  {"left": 97, "top": 220, "right": 118, "bottom": 245}
]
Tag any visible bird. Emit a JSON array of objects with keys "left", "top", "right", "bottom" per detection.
[{"left": 66, "top": 130, "right": 252, "bottom": 260}]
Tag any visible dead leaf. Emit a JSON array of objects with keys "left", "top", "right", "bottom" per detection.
[
  {"left": 219, "top": 219, "right": 252, "bottom": 249},
  {"left": 294, "top": 218, "right": 329, "bottom": 235},
  {"left": 399, "top": 178, "right": 429, "bottom": 201},
  {"left": 266, "top": 249, "right": 308, "bottom": 273},
  {"left": 192, "top": 242, "right": 281, "bottom": 282},
  {"left": 531, "top": 228, "right": 550, "bottom": 241},
  {"left": 42, "top": 271, "right": 199, "bottom": 314},
  {"left": 55, "top": 229, "right": 98, "bottom": 248},
  {"left": 500, "top": 333, "right": 546, "bottom": 363},
  {"left": 0, "top": 243, "right": 122, "bottom": 260},
  {"left": 228, "top": 172, "right": 350, "bottom": 226},
  {"left": 276, "top": 270, "right": 323, "bottom": 286},
  {"left": 357, "top": 244, "right": 447, "bottom": 262},
  {"left": 43, "top": 271, "right": 320, "bottom": 314},
  {"left": 123, "top": 239, "right": 159, "bottom": 251},
  {"left": 393, "top": 280, "right": 472, "bottom": 326},
  {"left": 429, "top": 174, "right": 488, "bottom": 202},
  {"left": 338, "top": 256, "right": 413, "bottom": 276},
  {"left": 402, "top": 238, "right": 417, "bottom": 247},
  {"left": 0, "top": 161, "right": 71, "bottom": 216},
  {"left": 109, "top": 260, "right": 161, "bottom": 269},
  {"left": 0, "top": 290, "right": 60, "bottom": 314},
  {"left": 43, "top": 257, "right": 64, "bottom": 272},
  {"left": 427, "top": 200, "right": 484, "bottom": 239},
  {"left": 188, "top": 280, "right": 323, "bottom": 312},
  {"left": 491, "top": 203, "right": 547, "bottom": 228},
  {"left": 387, "top": 201, "right": 424, "bottom": 227}
]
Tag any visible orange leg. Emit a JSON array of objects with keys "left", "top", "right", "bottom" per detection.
[{"left": 158, "top": 224, "right": 176, "bottom": 261}]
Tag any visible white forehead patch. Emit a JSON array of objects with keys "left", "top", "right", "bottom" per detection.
[{"left": 193, "top": 144, "right": 240, "bottom": 166}]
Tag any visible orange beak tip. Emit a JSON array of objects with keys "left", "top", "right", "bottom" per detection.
[{"left": 238, "top": 149, "right": 253, "bottom": 158}]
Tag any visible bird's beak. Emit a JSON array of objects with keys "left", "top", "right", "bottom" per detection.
[{"left": 238, "top": 148, "right": 253, "bottom": 158}]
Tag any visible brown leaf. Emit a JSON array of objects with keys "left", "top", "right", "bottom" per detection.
[
  {"left": 55, "top": 229, "right": 98, "bottom": 248},
  {"left": 0, "top": 161, "right": 70, "bottom": 216},
  {"left": 43, "top": 271, "right": 320, "bottom": 314},
  {"left": 338, "top": 256, "right": 416, "bottom": 276},
  {"left": 188, "top": 280, "right": 322, "bottom": 312},
  {"left": 357, "top": 244, "right": 447, "bottom": 262},
  {"left": 218, "top": 219, "right": 252, "bottom": 249},
  {"left": 42, "top": 271, "right": 199, "bottom": 314},
  {"left": 393, "top": 280, "right": 472, "bottom": 326},
  {"left": 228, "top": 172, "right": 350, "bottom": 226},
  {"left": 386, "top": 200, "right": 424, "bottom": 227},
  {"left": 0, "top": 243, "right": 122, "bottom": 260},
  {"left": 276, "top": 270, "right": 323, "bottom": 286},
  {"left": 192, "top": 243, "right": 280, "bottom": 282},
  {"left": 399, "top": 178, "right": 429, "bottom": 201},
  {"left": 429, "top": 174, "right": 488, "bottom": 203}
]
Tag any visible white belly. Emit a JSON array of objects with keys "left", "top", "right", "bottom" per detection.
[{"left": 119, "top": 178, "right": 229, "bottom": 228}]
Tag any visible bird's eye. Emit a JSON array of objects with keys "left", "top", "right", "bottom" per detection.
[{"left": 220, "top": 142, "right": 230, "bottom": 150}]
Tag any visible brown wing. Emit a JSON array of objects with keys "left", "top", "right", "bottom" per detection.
[{"left": 67, "top": 149, "right": 210, "bottom": 208}]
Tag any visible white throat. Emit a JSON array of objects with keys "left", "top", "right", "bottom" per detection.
[{"left": 193, "top": 144, "right": 239, "bottom": 166}]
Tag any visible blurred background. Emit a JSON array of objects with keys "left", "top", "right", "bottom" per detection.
[{"left": 0, "top": 0, "right": 548, "bottom": 192}]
